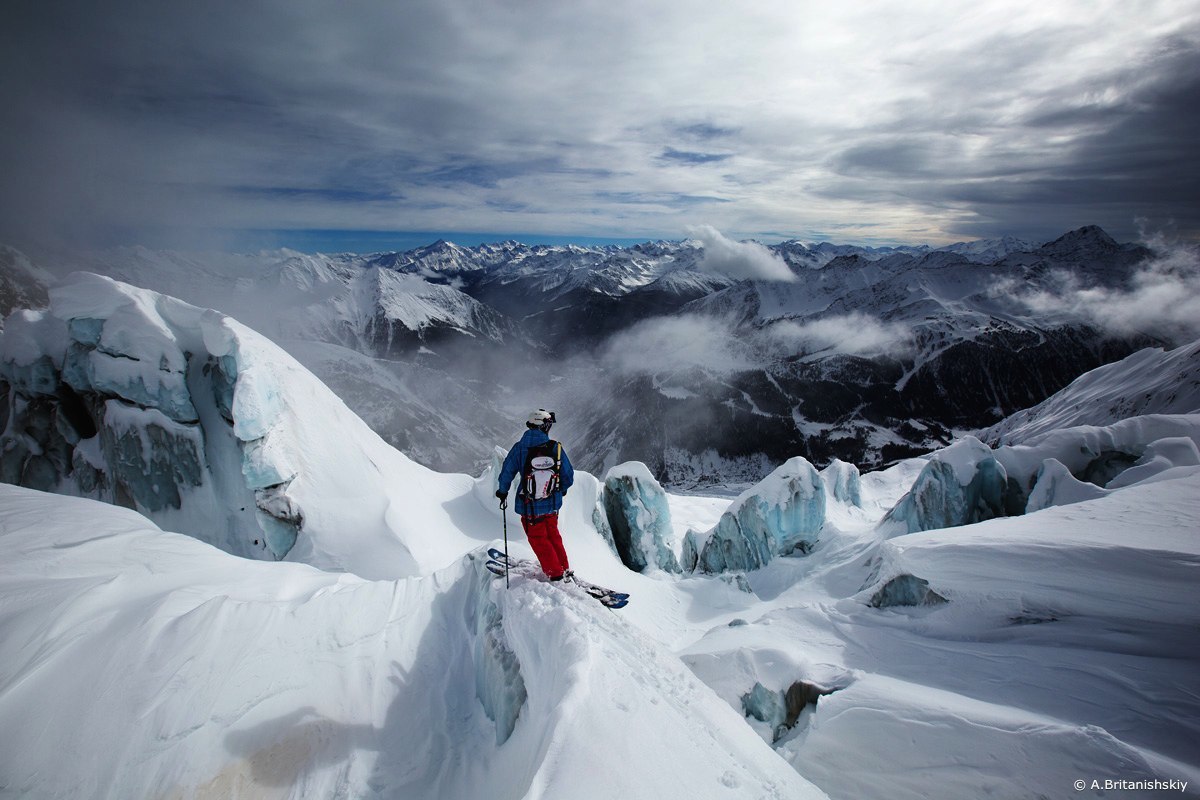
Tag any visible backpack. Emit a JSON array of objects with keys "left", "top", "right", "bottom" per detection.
[{"left": 521, "top": 440, "right": 563, "bottom": 501}]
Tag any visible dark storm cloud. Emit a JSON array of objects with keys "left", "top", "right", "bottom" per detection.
[
  {"left": 0, "top": 0, "right": 586, "bottom": 244},
  {"left": 671, "top": 122, "right": 740, "bottom": 141},
  {"left": 659, "top": 148, "right": 733, "bottom": 166},
  {"left": 820, "top": 36, "right": 1200, "bottom": 242},
  {"left": 1, "top": 1, "right": 1198, "bottom": 248}
]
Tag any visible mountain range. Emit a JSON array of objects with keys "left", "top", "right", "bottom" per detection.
[{"left": 1, "top": 225, "right": 1165, "bottom": 483}]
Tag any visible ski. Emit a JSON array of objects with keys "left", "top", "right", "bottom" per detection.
[
  {"left": 485, "top": 560, "right": 629, "bottom": 609},
  {"left": 487, "top": 548, "right": 629, "bottom": 600},
  {"left": 486, "top": 549, "right": 629, "bottom": 608}
]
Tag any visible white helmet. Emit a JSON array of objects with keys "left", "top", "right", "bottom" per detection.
[{"left": 527, "top": 408, "right": 556, "bottom": 426}]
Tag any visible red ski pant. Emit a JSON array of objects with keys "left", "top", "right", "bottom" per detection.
[{"left": 522, "top": 513, "right": 570, "bottom": 578}]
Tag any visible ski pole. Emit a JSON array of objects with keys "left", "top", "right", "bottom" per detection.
[{"left": 500, "top": 497, "right": 509, "bottom": 588}]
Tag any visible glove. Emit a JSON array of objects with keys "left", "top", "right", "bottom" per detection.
[{"left": 495, "top": 490, "right": 508, "bottom": 509}]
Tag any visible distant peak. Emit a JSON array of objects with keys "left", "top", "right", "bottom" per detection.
[{"left": 1042, "top": 225, "right": 1119, "bottom": 252}]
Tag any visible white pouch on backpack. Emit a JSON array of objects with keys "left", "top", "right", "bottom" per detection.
[{"left": 527, "top": 455, "right": 558, "bottom": 499}]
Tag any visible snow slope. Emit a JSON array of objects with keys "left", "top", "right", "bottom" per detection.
[
  {"left": 981, "top": 339, "right": 1200, "bottom": 445},
  {"left": 2, "top": 383, "right": 1198, "bottom": 798},
  {"left": 0, "top": 483, "right": 826, "bottom": 800},
  {"left": 680, "top": 466, "right": 1200, "bottom": 800}
]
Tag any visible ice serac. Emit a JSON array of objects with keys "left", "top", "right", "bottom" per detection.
[
  {"left": 821, "top": 458, "right": 863, "bottom": 506},
  {"left": 0, "top": 273, "right": 306, "bottom": 559},
  {"left": 742, "top": 679, "right": 842, "bottom": 743},
  {"left": 881, "top": 437, "right": 1021, "bottom": 535},
  {"left": 0, "top": 272, "right": 481, "bottom": 578},
  {"left": 600, "top": 461, "right": 680, "bottom": 573},
  {"left": 691, "top": 456, "right": 825, "bottom": 573}
]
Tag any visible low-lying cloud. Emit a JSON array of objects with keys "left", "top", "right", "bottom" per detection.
[
  {"left": 688, "top": 225, "right": 796, "bottom": 282},
  {"left": 600, "top": 314, "right": 755, "bottom": 376},
  {"left": 1007, "top": 236, "right": 1200, "bottom": 343},
  {"left": 765, "top": 313, "right": 915, "bottom": 357}
]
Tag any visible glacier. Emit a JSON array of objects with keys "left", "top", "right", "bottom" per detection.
[{"left": 0, "top": 483, "right": 828, "bottom": 800}]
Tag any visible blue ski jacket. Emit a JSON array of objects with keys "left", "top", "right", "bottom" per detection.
[{"left": 497, "top": 428, "right": 574, "bottom": 517}]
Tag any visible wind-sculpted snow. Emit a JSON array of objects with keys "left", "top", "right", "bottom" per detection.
[
  {"left": 1024, "top": 458, "right": 1110, "bottom": 513},
  {"left": 685, "top": 456, "right": 825, "bottom": 573},
  {"left": 0, "top": 484, "right": 828, "bottom": 800},
  {"left": 0, "top": 273, "right": 502, "bottom": 578},
  {"left": 995, "top": 413, "right": 1200, "bottom": 491},
  {"left": 600, "top": 461, "right": 681, "bottom": 573}
]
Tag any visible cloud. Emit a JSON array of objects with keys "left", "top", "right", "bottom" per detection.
[
  {"left": 1008, "top": 236, "right": 1200, "bottom": 343},
  {"left": 765, "top": 313, "right": 915, "bottom": 357},
  {"left": 659, "top": 148, "right": 732, "bottom": 165},
  {"left": 600, "top": 315, "right": 754, "bottom": 376},
  {"left": 1, "top": 1, "right": 1198, "bottom": 248},
  {"left": 688, "top": 225, "right": 795, "bottom": 282}
]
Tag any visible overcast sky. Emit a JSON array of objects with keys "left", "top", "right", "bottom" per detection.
[{"left": 2, "top": 0, "right": 1198, "bottom": 251}]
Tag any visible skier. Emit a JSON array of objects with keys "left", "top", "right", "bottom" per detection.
[{"left": 496, "top": 409, "right": 575, "bottom": 581}]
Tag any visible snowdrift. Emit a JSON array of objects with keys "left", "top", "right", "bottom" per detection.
[{"left": 0, "top": 484, "right": 827, "bottom": 800}]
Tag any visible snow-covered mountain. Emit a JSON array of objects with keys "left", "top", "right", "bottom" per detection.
[
  {"left": 569, "top": 227, "right": 1160, "bottom": 482},
  {"left": 14, "top": 246, "right": 522, "bottom": 472},
  {"left": 935, "top": 234, "right": 1036, "bottom": 263},
  {"left": 0, "top": 245, "right": 51, "bottom": 327},
  {"left": 5, "top": 225, "right": 1167, "bottom": 484},
  {"left": 979, "top": 338, "right": 1200, "bottom": 445}
]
